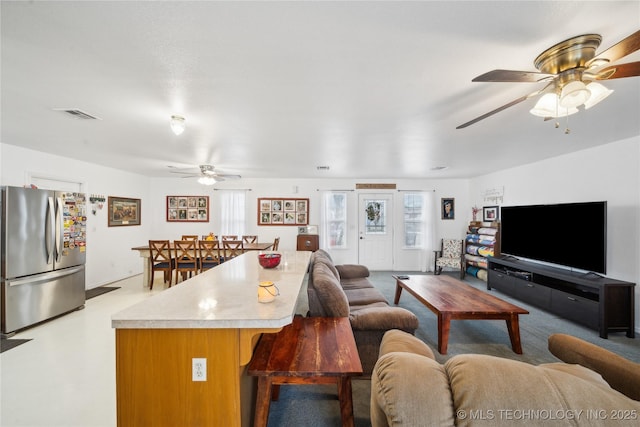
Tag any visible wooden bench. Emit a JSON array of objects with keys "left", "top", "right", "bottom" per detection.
[{"left": 247, "top": 316, "right": 363, "bottom": 427}]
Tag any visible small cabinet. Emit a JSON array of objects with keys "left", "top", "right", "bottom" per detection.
[{"left": 296, "top": 234, "right": 319, "bottom": 252}]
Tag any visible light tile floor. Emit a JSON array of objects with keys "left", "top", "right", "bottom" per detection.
[{"left": 1, "top": 275, "right": 164, "bottom": 427}]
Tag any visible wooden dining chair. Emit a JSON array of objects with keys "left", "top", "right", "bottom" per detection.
[
  {"left": 148, "top": 240, "right": 175, "bottom": 289},
  {"left": 242, "top": 235, "right": 258, "bottom": 244},
  {"left": 222, "top": 240, "right": 244, "bottom": 261},
  {"left": 174, "top": 240, "right": 199, "bottom": 283},
  {"left": 222, "top": 235, "right": 238, "bottom": 241},
  {"left": 181, "top": 235, "right": 198, "bottom": 241},
  {"left": 199, "top": 240, "right": 222, "bottom": 272},
  {"left": 272, "top": 237, "right": 280, "bottom": 251}
]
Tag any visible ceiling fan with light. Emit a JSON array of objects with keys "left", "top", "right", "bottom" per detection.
[
  {"left": 457, "top": 29, "right": 640, "bottom": 132},
  {"left": 168, "top": 165, "right": 241, "bottom": 185}
]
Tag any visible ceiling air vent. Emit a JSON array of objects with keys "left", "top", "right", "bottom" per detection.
[
  {"left": 54, "top": 109, "right": 101, "bottom": 120},
  {"left": 316, "top": 166, "right": 330, "bottom": 171}
]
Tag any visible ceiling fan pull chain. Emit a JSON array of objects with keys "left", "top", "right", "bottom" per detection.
[{"left": 565, "top": 112, "right": 571, "bottom": 134}]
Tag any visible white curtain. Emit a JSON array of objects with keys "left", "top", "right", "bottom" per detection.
[
  {"left": 420, "top": 191, "right": 437, "bottom": 272},
  {"left": 219, "top": 190, "right": 246, "bottom": 236},
  {"left": 320, "top": 191, "right": 348, "bottom": 250}
]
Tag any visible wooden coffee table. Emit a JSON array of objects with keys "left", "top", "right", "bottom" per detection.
[
  {"left": 248, "top": 316, "right": 363, "bottom": 427},
  {"left": 393, "top": 274, "right": 529, "bottom": 354}
]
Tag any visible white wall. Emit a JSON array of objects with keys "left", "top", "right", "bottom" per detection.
[
  {"left": 469, "top": 136, "right": 640, "bottom": 332},
  {"left": 1, "top": 143, "right": 151, "bottom": 288},
  {"left": 149, "top": 177, "right": 471, "bottom": 269},
  {"left": 1, "top": 142, "right": 473, "bottom": 288}
]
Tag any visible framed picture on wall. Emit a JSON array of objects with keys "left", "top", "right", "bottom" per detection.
[
  {"left": 483, "top": 206, "right": 499, "bottom": 222},
  {"left": 257, "top": 198, "right": 309, "bottom": 226},
  {"left": 167, "top": 195, "right": 209, "bottom": 222},
  {"left": 108, "top": 196, "right": 141, "bottom": 227},
  {"left": 441, "top": 198, "right": 455, "bottom": 220}
]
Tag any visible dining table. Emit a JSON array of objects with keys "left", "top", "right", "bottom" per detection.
[{"left": 132, "top": 241, "right": 274, "bottom": 287}]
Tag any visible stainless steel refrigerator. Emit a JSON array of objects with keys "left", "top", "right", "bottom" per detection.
[{"left": 1, "top": 186, "right": 87, "bottom": 335}]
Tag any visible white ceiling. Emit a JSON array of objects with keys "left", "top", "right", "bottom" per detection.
[{"left": 2, "top": 1, "right": 639, "bottom": 180}]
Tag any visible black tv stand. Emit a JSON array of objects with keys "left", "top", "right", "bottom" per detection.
[{"left": 488, "top": 257, "right": 635, "bottom": 339}]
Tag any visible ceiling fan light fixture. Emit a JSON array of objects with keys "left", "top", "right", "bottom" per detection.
[
  {"left": 530, "top": 93, "right": 579, "bottom": 118},
  {"left": 530, "top": 93, "right": 559, "bottom": 117},
  {"left": 198, "top": 176, "right": 218, "bottom": 186},
  {"left": 559, "top": 81, "right": 590, "bottom": 108},
  {"left": 170, "top": 115, "right": 186, "bottom": 135},
  {"left": 584, "top": 82, "right": 613, "bottom": 109}
]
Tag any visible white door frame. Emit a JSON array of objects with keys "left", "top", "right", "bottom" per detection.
[{"left": 358, "top": 192, "right": 394, "bottom": 270}]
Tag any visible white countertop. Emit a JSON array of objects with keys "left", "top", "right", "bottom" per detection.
[{"left": 112, "top": 251, "right": 311, "bottom": 329}]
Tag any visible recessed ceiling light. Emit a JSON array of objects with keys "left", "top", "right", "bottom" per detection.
[{"left": 430, "top": 166, "right": 448, "bottom": 171}]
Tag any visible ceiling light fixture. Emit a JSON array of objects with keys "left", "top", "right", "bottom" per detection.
[
  {"left": 530, "top": 93, "right": 579, "bottom": 118},
  {"left": 197, "top": 176, "right": 218, "bottom": 186},
  {"left": 583, "top": 82, "right": 614, "bottom": 109},
  {"left": 170, "top": 115, "right": 186, "bottom": 135},
  {"left": 559, "top": 80, "right": 591, "bottom": 108},
  {"left": 529, "top": 78, "right": 613, "bottom": 134}
]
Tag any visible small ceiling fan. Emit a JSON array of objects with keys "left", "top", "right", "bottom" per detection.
[
  {"left": 169, "top": 165, "right": 241, "bottom": 184},
  {"left": 457, "top": 29, "right": 640, "bottom": 129}
]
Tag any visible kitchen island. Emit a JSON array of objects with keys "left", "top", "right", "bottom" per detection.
[{"left": 112, "top": 250, "right": 311, "bottom": 427}]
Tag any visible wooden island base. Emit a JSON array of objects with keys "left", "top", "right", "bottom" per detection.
[{"left": 116, "top": 327, "right": 279, "bottom": 427}]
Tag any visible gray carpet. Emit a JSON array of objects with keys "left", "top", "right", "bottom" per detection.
[{"left": 266, "top": 271, "right": 639, "bottom": 426}]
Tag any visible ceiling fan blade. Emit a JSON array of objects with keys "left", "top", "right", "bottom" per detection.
[
  {"left": 169, "top": 170, "right": 199, "bottom": 176},
  {"left": 472, "top": 69, "right": 554, "bottom": 83},
  {"left": 457, "top": 83, "right": 552, "bottom": 129},
  {"left": 215, "top": 174, "right": 241, "bottom": 179},
  {"left": 587, "top": 30, "right": 640, "bottom": 66},
  {"left": 594, "top": 61, "right": 640, "bottom": 80}
]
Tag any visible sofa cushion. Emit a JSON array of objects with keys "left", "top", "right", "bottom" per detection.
[
  {"left": 548, "top": 333, "right": 640, "bottom": 401},
  {"left": 446, "top": 354, "right": 640, "bottom": 426},
  {"left": 344, "top": 288, "right": 389, "bottom": 306},
  {"left": 336, "top": 264, "right": 370, "bottom": 279},
  {"left": 313, "top": 254, "right": 341, "bottom": 280},
  {"left": 312, "top": 262, "right": 349, "bottom": 317},
  {"left": 350, "top": 306, "right": 419, "bottom": 332},
  {"left": 378, "top": 329, "right": 435, "bottom": 360},
  {"left": 371, "top": 352, "right": 455, "bottom": 427},
  {"left": 340, "top": 277, "right": 375, "bottom": 290}
]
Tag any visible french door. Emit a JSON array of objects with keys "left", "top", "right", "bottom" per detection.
[{"left": 358, "top": 193, "right": 393, "bottom": 270}]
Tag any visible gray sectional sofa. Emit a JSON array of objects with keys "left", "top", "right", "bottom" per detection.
[{"left": 307, "top": 249, "right": 419, "bottom": 374}]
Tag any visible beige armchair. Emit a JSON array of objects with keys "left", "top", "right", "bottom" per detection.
[{"left": 433, "top": 238, "right": 465, "bottom": 279}]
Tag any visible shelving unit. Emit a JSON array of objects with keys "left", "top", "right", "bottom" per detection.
[
  {"left": 464, "top": 221, "right": 500, "bottom": 281},
  {"left": 488, "top": 256, "right": 635, "bottom": 339}
]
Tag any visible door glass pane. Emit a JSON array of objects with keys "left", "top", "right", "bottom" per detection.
[{"left": 364, "top": 199, "right": 386, "bottom": 234}]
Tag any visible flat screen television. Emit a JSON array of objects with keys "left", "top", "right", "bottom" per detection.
[{"left": 500, "top": 201, "right": 607, "bottom": 274}]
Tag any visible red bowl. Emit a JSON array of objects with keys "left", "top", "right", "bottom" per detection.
[{"left": 258, "top": 253, "right": 281, "bottom": 268}]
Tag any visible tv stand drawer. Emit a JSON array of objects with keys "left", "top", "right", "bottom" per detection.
[{"left": 551, "top": 290, "right": 598, "bottom": 329}]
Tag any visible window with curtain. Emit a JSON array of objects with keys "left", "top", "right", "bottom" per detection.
[
  {"left": 403, "top": 192, "right": 435, "bottom": 249},
  {"left": 219, "top": 190, "right": 246, "bottom": 236},
  {"left": 404, "top": 193, "right": 424, "bottom": 248},
  {"left": 322, "top": 192, "right": 347, "bottom": 249}
]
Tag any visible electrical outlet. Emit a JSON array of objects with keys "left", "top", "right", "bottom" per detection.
[{"left": 192, "top": 358, "right": 206, "bottom": 382}]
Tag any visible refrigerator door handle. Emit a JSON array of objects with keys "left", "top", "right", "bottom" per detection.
[
  {"left": 55, "top": 197, "right": 64, "bottom": 263},
  {"left": 46, "top": 196, "right": 55, "bottom": 265},
  {"left": 7, "top": 265, "right": 84, "bottom": 287}
]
